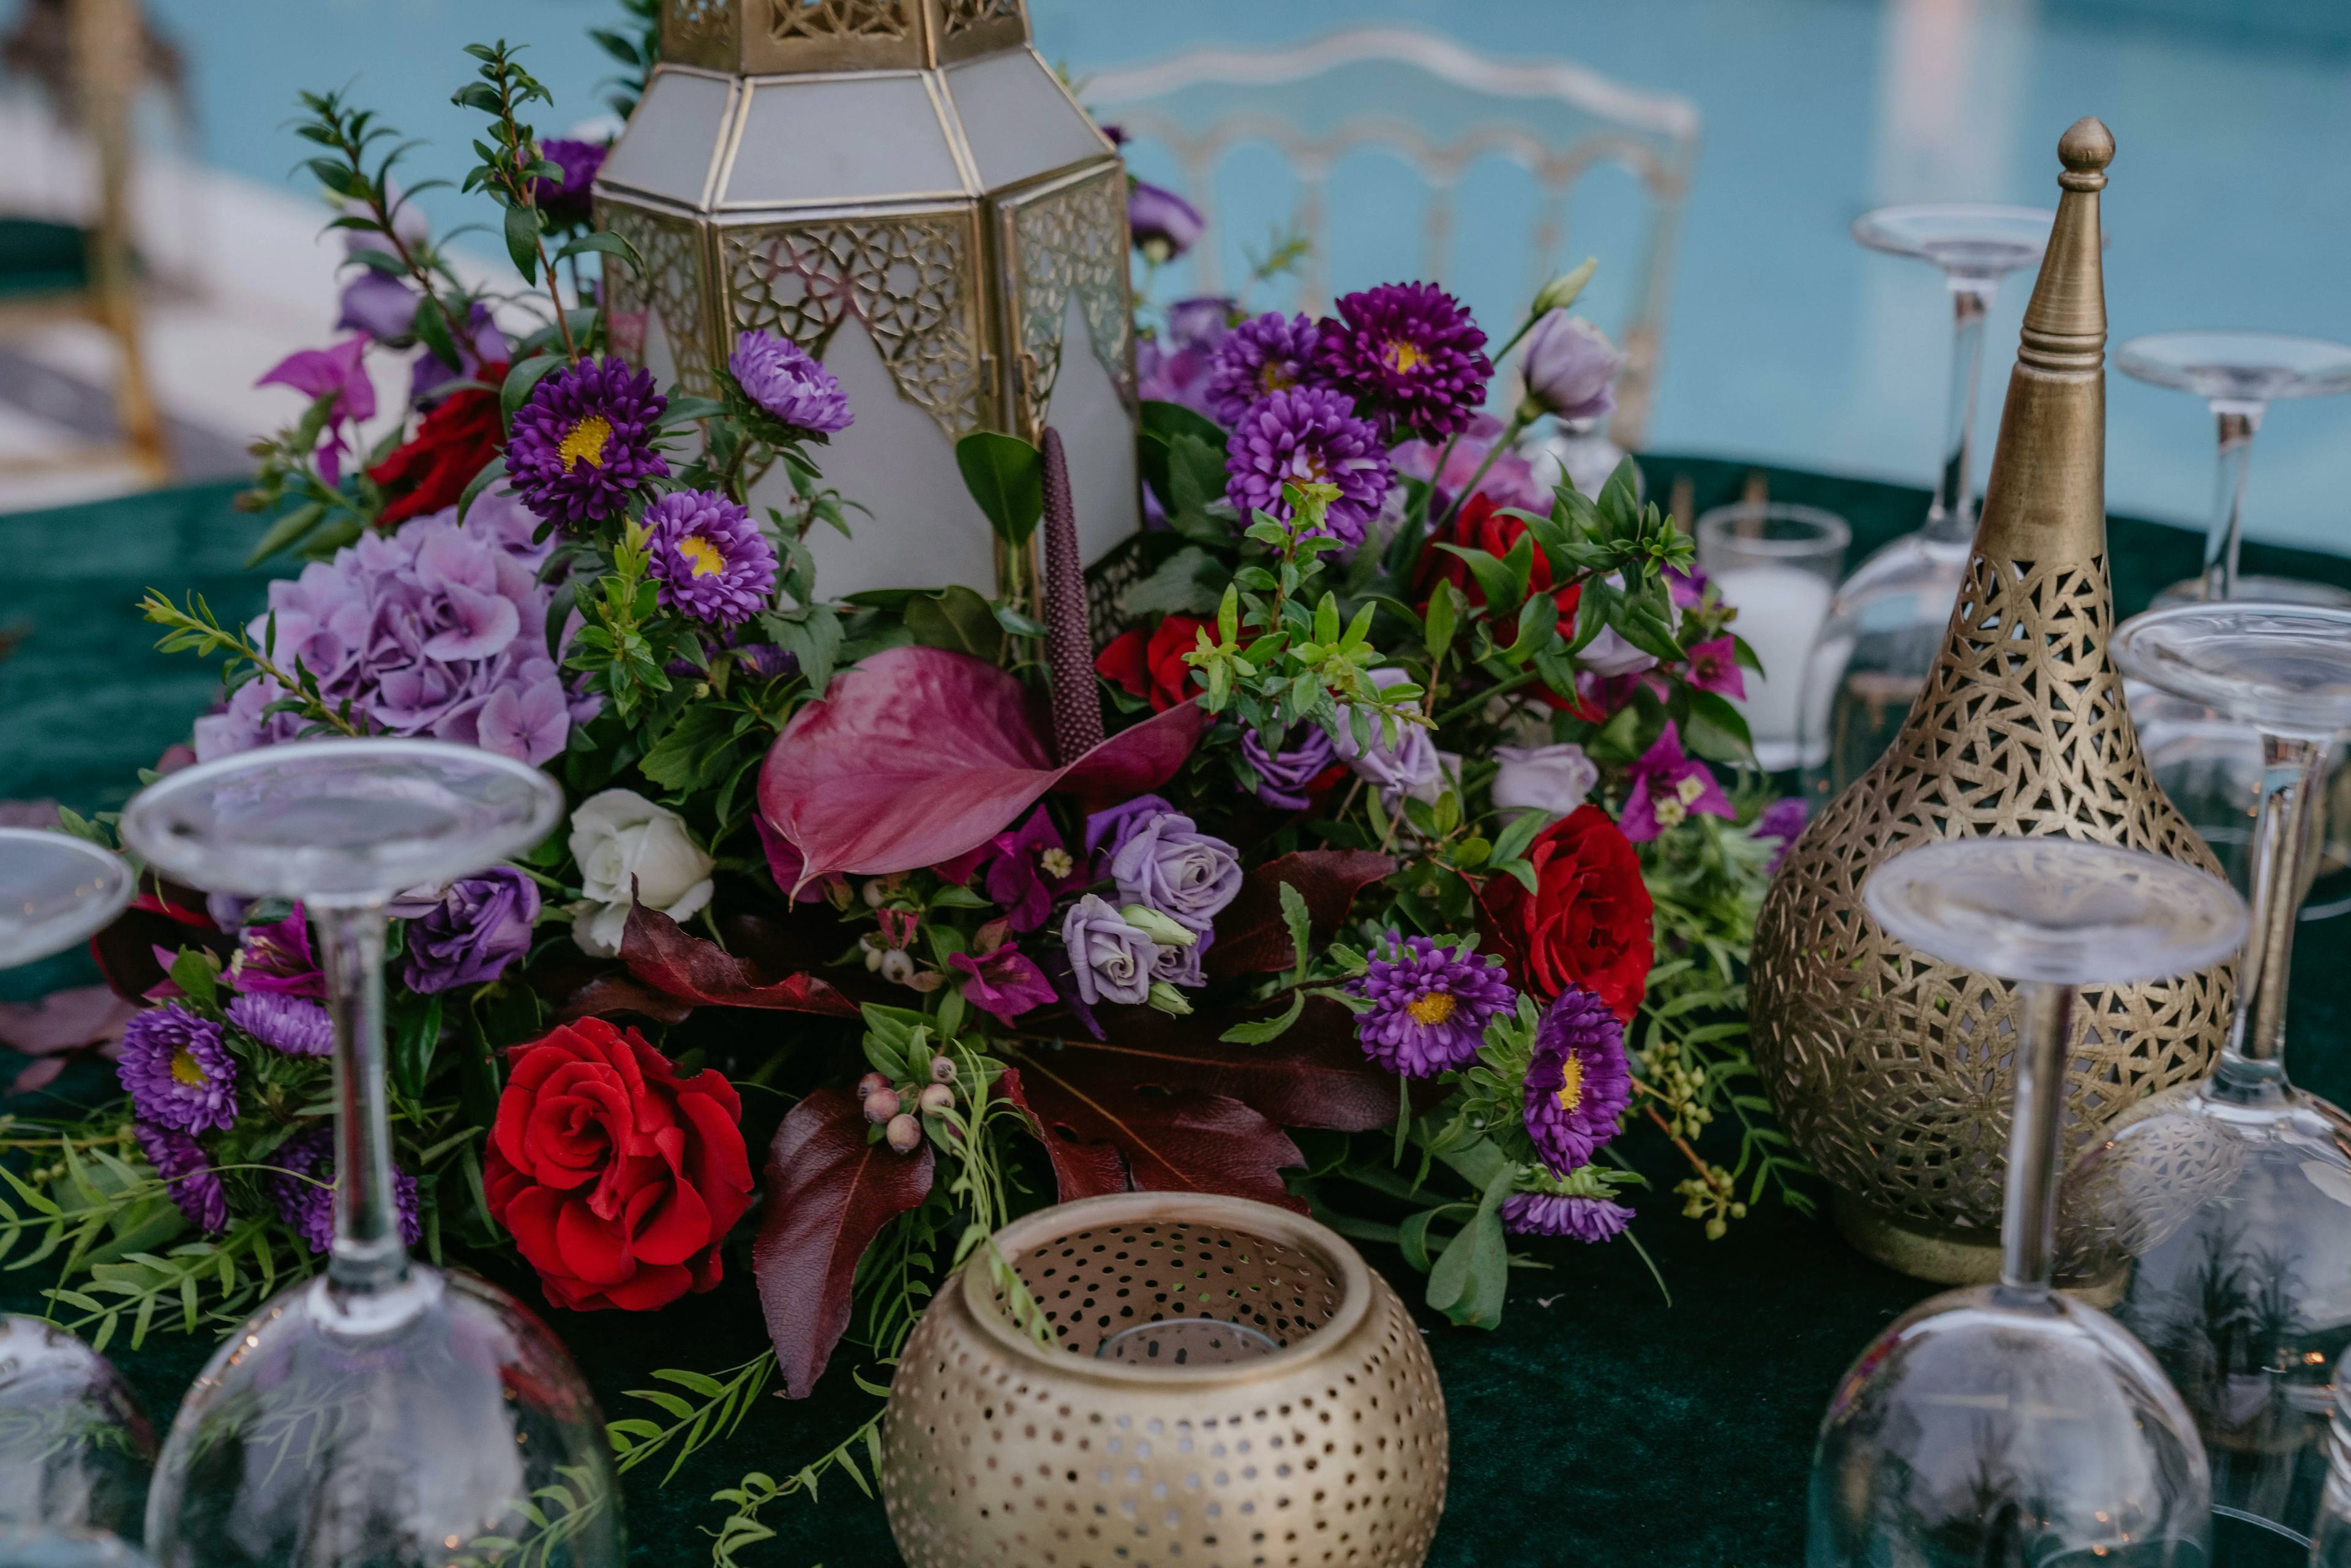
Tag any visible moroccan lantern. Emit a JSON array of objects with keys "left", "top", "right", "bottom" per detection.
[{"left": 592, "top": 0, "right": 1140, "bottom": 604}]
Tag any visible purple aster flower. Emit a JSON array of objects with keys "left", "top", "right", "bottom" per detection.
[
  {"left": 1346, "top": 932, "right": 1515, "bottom": 1077},
  {"left": 267, "top": 1128, "right": 421, "bottom": 1255},
  {"left": 727, "top": 329, "right": 852, "bottom": 435},
  {"left": 645, "top": 489, "right": 778, "bottom": 627},
  {"left": 336, "top": 270, "right": 419, "bottom": 344},
  {"left": 1130, "top": 179, "right": 1204, "bottom": 263},
  {"left": 1108, "top": 811, "right": 1242, "bottom": 936},
  {"left": 1753, "top": 797, "right": 1810, "bottom": 876},
  {"left": 1207, "top": 311, "right": 1321, "bottom": 426},
  {"left": 986, "top": 807, "right": 1080, "bottom": 933},
  {"left": 1240, "top": 726, "right": 1338, "bottom": 812},
  {"left": 1224, "top": 385, "right": 1393, "bottom": 549},
  {"left": 505, "top": 356, "right": 668, "bottom": 528},
  {"left": 226, "top": 992, "right": 334, "bottom": 1057},
  {"left": 1082, "top": 794, "right": 1174, "bottom": 863},
  {"left": 135, "top": 1123, "right": 228, "bottom": 1236},
  {"left": 1501, "top": 1191, "right": 1632, "bottom": 1242},
  {"left": 402, "top": 867, "right": 541, "bottom": 994},
  {"left": 533, "top": 137, "right": 607, "bottom": 227},
  {"left": 227, "top": 907, "right": 324, "bottom": 998},
  {"left": 1312, "top": 281, "right": 1493, "bottom": 440},
  {"left": 1061, "top": 895, "right": 1155, "bottom": 1008},
  {"left": 1619, "top": 722, "right": 1734, "bottom": 843},
  {"left": 117, "top": 1004, "right": 238, "bottom": 1135},
  {"left": 1522, "top": 986, "right": 1632, "bottom": 1177}
]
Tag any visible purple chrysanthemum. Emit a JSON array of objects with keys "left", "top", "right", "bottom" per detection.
[
  {"left": 1501, "top": 1191, "right": 1633, "bottom": 1242},
  {"left": 117, "top": 1005, "right": 238, "bottom": 1135},
  {"left": 506, "top": 356, "right": 669, "bottom": 528},
  {"left": 266, "top": 1128, "right": 422, "bottom": 1255},
  {"left": 1346, "top": 932, "right": 1516, "bottom": 1078},
  {"left": 1313, "top": 282, "right": 1492, "bottom": 440},
  {"left": 135, "top": 1123, "right": 228, "bottom": 1236},
  {"left": 1521, "top": 986, "right": 1632, "bottom": 1176},
  {"left": 645, "top": 489, "right": 778, "bottom": 627},
  {"left": 1207, "top": 311, "right": 1322, "bottom": 426},
  {"left": 533, "top": 137, "right": 607, "bottom": 226},
  {"left": 1224, "top": 386, "right": 1393, "bottom": 549},
  {"left": 727, "top": 329, "right": 852, "bottom": 435},
  {"left": 226, "top": 992, "right": 334, "bottom": 1057}
]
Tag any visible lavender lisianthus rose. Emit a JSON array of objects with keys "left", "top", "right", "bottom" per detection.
[
  {"left": 1492, "top": 743, "right": 1599, "bottom": 820},
  {"left": 1330, "top": 669, "right": 1442, "bottom": 805},
  {"left": 728, "top": 329, "right": 852, "bottom": 435},
  {"left": 1517, "top": 311, "right": 1626, "bottom": 424},
  {"left": 1129, "top": 180, "right": 1205, "bottom": 263},
  {"left": 1082, "top": 794, "right": 1174, "bottom": 865},
  {"left": 1108, "top": 811, "right": 1242, "bottom": 936},
  {"left": 402, "top": 867, "right": 541, "bottom": 994},
  {"left": 1060, "top": 895, "right": 1155, "bottom": 1008},
  {"left": 644, "top": 489, "right": 779, "bottom": 628},
  {"left": 1224, "top": 386, "right": 1392, "bottom": 549},
  {"left": 1240, "top": 727, "right": 1337, "bottom": 811}
]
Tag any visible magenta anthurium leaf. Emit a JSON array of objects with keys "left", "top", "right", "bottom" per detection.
[{"left": 757, "top": 645, "right": 1206, "bottom": 890}]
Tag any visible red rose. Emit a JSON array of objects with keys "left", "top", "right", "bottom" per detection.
[
  {"left": 366, "top": 366, "right": 508, "bottom": 526},
  {"left": 1475, "top": 803, "right": 1654, "bottom": 1022},
  {"left": 484, "top": 1015, "right": 754, "bottom": 1312},
  {"left": 1415, "top": 492, "right": 1582, "bottom": 618},
  {"left": 1095, "top": 614, "right": 1206, "bottom": 711}
]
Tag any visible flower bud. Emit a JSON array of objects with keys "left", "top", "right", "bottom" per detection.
[
  {"left": 856, "top": 1071, "right": 889, "bottom": 1100},
  {"left": 861, "top": 934, "right": 885, "bottom": 972},
  {"left": 919, "top": 1082, "right": 956, "bottom": 1117},
  {"left": 879, "top": 948, "right": 916, "bottom": 985},
  {"left": 1530, "top": 256, "right": 1598, "bottom": 318},
  {"left": 1516, "top": 311, "right": 1627, "bottom": 425},
  {"left": 863, "top": 1087, "right": 901, "bottom": 1125},
  {"left": 1146, "top": 981, "right": 1194, "bottom": 1017},
  {"left": 1119, "top": 904, "right": 1196, "bottom": 948},
  {"left": 929, "top": 1055, "right": 958, "bottom": 1084},
  {"left": 885, "top": 1113, "right": 923, "bottom": 1154},
  {"left": 861, "top": 877, "right": 890, "bottom": 909}
]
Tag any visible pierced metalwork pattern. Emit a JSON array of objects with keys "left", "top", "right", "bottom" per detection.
[
  {"left": 1750, "top": 547, "right": 2235, "bottom": 1242},
  {"left": 722, "top": 216, "right": 986, "bottom": 441},
  {"left": 661, "top": 0, "right": 735, "bottom": 66},
  {"left": 599, "top": 204, "right": 716, "bottom": 397},
  {"left": 763, "top": 0, "right": 909, "bottom": 43},
  {"left": 938, "top": 0, "right": 1021, "bottom": 34},
  {"left": 1005, "top": 169, "right": 1134, "bottom": 437},
  {"left": 1085, "top": 534, "right": 1153, "bottom": 647}
]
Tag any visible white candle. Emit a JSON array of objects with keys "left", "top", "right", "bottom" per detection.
[{"left": 1711, "top": 563, "right": 1836, "bottom": 771}]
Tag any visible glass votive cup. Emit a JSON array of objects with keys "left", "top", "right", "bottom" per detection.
[{"left": 1696, "top": 501, "right": 1851, "bottom": 771}]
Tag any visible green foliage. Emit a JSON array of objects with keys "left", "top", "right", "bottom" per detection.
[{"left": 953, "top": 432, "right": 1044, "bottom": 548}]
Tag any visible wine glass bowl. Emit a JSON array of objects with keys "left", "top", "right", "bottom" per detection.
[
  {"left": 2115, "top": 333, "right": 2351, "bottom": 408},
  {"left": 1850, "top": 204, "right": 2056, "bottom": 280},
  {"left": 0, "top": 831, "right": 133, "bottom": 970},
  {"left": 0, "top": 1317, "right": 156, "bottom": 1539},
  {"left": 2112, "top": 606, "right": 2351, "bottom": 738}
]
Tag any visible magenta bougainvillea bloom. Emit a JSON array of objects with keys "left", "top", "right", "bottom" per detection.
[
  {"left": 728, "top": 329, "right": 852, "bottom": 435},
  {"left": 1501, "top": 1191, "right": 1633, "bottom": 1242},
  {"left": 135, "top": 1123, "right": 228, "bottom": 1234},
  {"left": 118, "top": 1004, "right": 238, "bottom": 1135},
  {"left": 947, "top": 946, "right": 1057, "bottom": 1024},
  {"left": 267, "top": 1128, "right": 421, "bottom": 1255},
  {"left": 226, "top": 992, "right": 333, "bottom": 1057},
  {"left": 506, "top": 356, "right": 669, "bottom": 528},
  {"left": 257, "top": 336, "right": 378, "bottom": 485},
  {"left": 645, "top": 489, "right": 779, "bottom": 627},
  {"left": 1346, "top": 932, "right": 1516, "bottom": 1078},
  {"left": 1619, "top": 722, "right": 1734, "bottom": 843},
  {"left": 1521, "top": 985, "right": 1631, "bottom": 1177},
  {"left": 1207, "top": 311, "right": 1321, "bottom": 426},
  {"left": 227, "top": 907, "right": 323, "bottom": 997},
  {"left": 1682, "top": 637, "right": 1745, "bottom": 700},
  {"left": 986, "top": 806, "right": 1081, "bottom": 932},
  {"left": 1224, "top": 386, "right": 1393, "bottom": 549},
  {"left": 1312, "top": 282, "right": 1492, "bottom": 440}
]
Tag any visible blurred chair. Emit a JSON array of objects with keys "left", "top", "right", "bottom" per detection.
[{"left": 1089, "top": 25, "right": 1700, "bottom": 449}]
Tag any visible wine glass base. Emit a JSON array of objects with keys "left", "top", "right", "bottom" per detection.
[{"left": 2152, "top": 576, "right": 2351, "bottom": 614}]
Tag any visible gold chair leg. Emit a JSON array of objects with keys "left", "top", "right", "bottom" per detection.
[{"left": 72, "top": 0, "right": 167, "bottom": 482}]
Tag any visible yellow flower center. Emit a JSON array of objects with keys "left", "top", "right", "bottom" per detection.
[
  {"left": 1654, "top": 796, "right": 1688, "bottom": 830},
  {"left": 1555, "top": 1052, "right": 1585, "bottom": 1114},
  {"left": 1258, "top": 362, "right": 1296, "bottom": 395},
  {"left": 1038, "top": 847, "right": 1074, "bottom": 880},
  {"left": 677, "top": 535, "right": 727, "bottom": 578},
  {"left": 1382, "top": 339, "right": 1427, "bottom": 373},
  {"left": 170, "top": 1049, "right": 207, "bottom": 1087},
  {"left": 1404, "top": 991, "right": 1457, "bottom": 1027},
  {"left": 1675, "top": 773, "right": 1708, "bottom": 807},
  {"left": 558, "top": 414, "right": 613, "bottom": 471}
]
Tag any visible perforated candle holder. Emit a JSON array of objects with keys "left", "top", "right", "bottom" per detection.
[{"left": 878, "top": 1193, "right": 1448, "bottom": 1568}]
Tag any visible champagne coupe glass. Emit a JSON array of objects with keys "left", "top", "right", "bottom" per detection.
[
  {"left": 2059, "top": 605, "right": 2351, "bottom": 1553},
  {"left": 118, "top": 738, "right": 622, "bottom": 1568},
  {"left": 1810, "top": 837, "right": 2246, "bottom": 1568},
  {"left": 0, "top": 830, "right": 152, "bottom": 1542},
  {"left": 1799, "top": 205, "right": 2053, "bottom": 794}
]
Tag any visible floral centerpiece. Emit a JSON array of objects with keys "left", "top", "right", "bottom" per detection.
[{"left": 1, "top": 18, "right": 1810, "bottom": 1548}]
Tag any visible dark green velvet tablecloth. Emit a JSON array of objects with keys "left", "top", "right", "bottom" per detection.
[{"left": 3, "top": 458, "right": 2347, "bottom": 1567}]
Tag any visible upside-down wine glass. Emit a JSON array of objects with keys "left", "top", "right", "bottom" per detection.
[
  {"left": 118, "top": 738, "right": 623, "bottom": 1568},
  {"left": 1810, "top": 836, "right": 2246, "bottom": 1568},
  {"left": 1798, "top": 205, "right": 2053, "bottom": 795},
  {"left": 2058, "top": 606, "right": 2351, "bottom": 1556}
]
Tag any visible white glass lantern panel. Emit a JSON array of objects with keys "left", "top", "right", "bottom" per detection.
[
  {"left": 601, "top": 70, "right": 734, "bottom": 206},
  {"left": 756, "top": 315, "right": 997, "bottom": 598},
  {"left": 943, "top": 51, "right": 1109, "bottom": 192},
  {"left": 726, "top": 79, "right": 966, "bottom": 208},
  {"left": 1046, "top": 291, "right": 1141, "bottom": 568}
]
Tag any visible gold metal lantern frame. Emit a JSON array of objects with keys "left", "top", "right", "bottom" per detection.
[{"left": 593, "top": 0, "right": 1141, "bottom": 605}]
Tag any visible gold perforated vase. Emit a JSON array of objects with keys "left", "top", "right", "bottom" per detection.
[
  {"left": 877, "top": 1193, "right": 1448, "bottom": 1568},
  {"left": 1748, "top": 119, "right": 2235, "bottom": 1285}
]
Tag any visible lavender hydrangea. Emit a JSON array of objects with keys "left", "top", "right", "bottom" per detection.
[
  {"left": 135, "top": 1123, "right": 228, "bottom": 1235},
  {"left": 506, "top": 356, "right": 669, "bottom": 528},
  {"left": 118, "top": 1004, "right": 238, "bottom": 1135},
  {"left": 1224, "top": 386, "right": 1393, "bottom": 550},
  {"left": 1108, "top": 811, "right": 1242, "bottom": 936},
  {"left": 1345, "top": 932, "right": 1516, "bottom": 1077},
  {"left": 727, "top": 329, "right": 852, "bottom": 435},
  {"left": 267, "top": 1128, "right": 422, "bottom": 1255},
  {"left": 401, "top": 867, "right": 541, "bottom": 994},
  {"left": 1207, "top": 311, "right": 1321, "bottom": 425},
  {"left": 1521, "top": 986, "right": 1632, "bottom": 1177},
  {"left": 1312, "top": 281, "right": 1493, "bottom": 440},
  {"left": 1501, "top": 1191, "right": 1632, "bottom": 1242},
  {"left": 645, "top": 489, "right": 779, "bottom": 627},
  {"left": 227, "top": 992, "right": 334, "bottom": 1057},
  {"left": 1240, "top": 726, "right": 1337, "bottom": 811},
  {"left": 1060, "top": 895, "right": 1155, "bottom": 1008}
]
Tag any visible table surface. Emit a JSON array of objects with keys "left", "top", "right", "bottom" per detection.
[{"left": 3, "top": 456, "right": 2347, "bottom": 1567}]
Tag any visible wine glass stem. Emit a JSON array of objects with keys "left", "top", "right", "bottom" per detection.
[
  {"left": 2200, "top": 401, "right": 2264, "bottom": 602},
  {"left": 2000, "top": 979, "right": 2074, "bottom": 1295},
  {"left": 315, "top": 900, "right": 412, "bottom": 1303},
  {"left": 2219, "top": 731, "right": 2323, "bottom": 1089},
  {"left": 1924, "top": 279, "right": 1995, "bottom": 545}
]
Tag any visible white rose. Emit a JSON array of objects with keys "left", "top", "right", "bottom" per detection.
[
  {"left": 1493, "top": 743, "right": 1598, "bottom": 819},
  {"left": 567, "top": 788, "right": 716, "bottom": 958}
]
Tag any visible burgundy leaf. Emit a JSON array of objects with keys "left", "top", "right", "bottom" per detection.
[
  {"left": 0, "top": 986, "right": 135, "bottom": 1057},
  {"left": 997, "top": 1064, "right": 1126, "bottom": 1202},
  {"left": 620, "top": 903, "right": 858, "bottom": 1017},
  {"left": 1205, "top": 850, "right": 1396, "bottom": 979},
  {"left": 549, "top": 973, "right": 694, "bottom": 1027},
  {"left": 1005, "top": 1045, "right": 1306, "bottom": 1212},
  {"left": 91, "top": 879, "right": 229, "bottom": 1005},
  {"left": 752, "top": 1087, "right": 936, "bottom": 1398},
  {"left": 756, "top": 645, "right": 1207, "bottom": 890}
]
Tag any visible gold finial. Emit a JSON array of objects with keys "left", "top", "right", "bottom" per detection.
[
  {"left": 2057, "top": 116, "right": 2115, "bottom": 190},
  {"left": 2017, "top": 119, "right": 2112, "bottom": 375}
]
